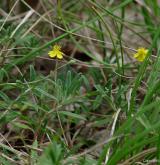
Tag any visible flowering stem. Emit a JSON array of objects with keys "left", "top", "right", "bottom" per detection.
[
  {"left": 129, "top": 26, "right": 160, "bottom": 114},
  {"left": 0, "top": 0, "right": 133, "bottom": 75}
]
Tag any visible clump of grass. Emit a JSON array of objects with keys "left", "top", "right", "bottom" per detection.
[{"left": 0, "top": 0, "right": 160, "bottom": 164}]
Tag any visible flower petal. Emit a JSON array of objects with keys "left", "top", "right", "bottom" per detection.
[
  {"left": 134, "top": 53, "right": 139, "bottom": 58},
  {"left": 48, "top": 44, "right": 64, "bottom": 59},
  {"left": 57, "top": 52, "right": 63, "bottom": 59},
  {"left": 133, "top": 47, "right": 148, "bottom": 62},
  {"left": 53, "top": 45, "right": 61, "bottom": 51},
  {"left": 48, "top": 51, "right": 56, "bottom": 58}
]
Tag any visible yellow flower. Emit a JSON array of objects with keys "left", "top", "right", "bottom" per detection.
[
  {"left": 133, "top": 47, "right": 148, "bottom": 62},
  {"left": 48, "top": 44, "right": 63, "bottom": 59}
]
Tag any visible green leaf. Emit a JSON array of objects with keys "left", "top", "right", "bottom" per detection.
[
  {"left": 59, "top": 111, "right": 86, "bottom": 121},
  {"left": 38, "top": 142, "right": 63, "bottom": 165},
  {"left": 30, "top": 139, "right": 38, "bottom": 164},
  {"left": 12, "top": 121, "right": 32, "bottom": 130}
]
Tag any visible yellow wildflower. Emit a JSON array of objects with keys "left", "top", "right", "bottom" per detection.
[
  {"left": 48, "top": 44, "right": 63, "bottom": 59},
  {"left": 133, "top": 47, "right": 148, "bottom": 62}
]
